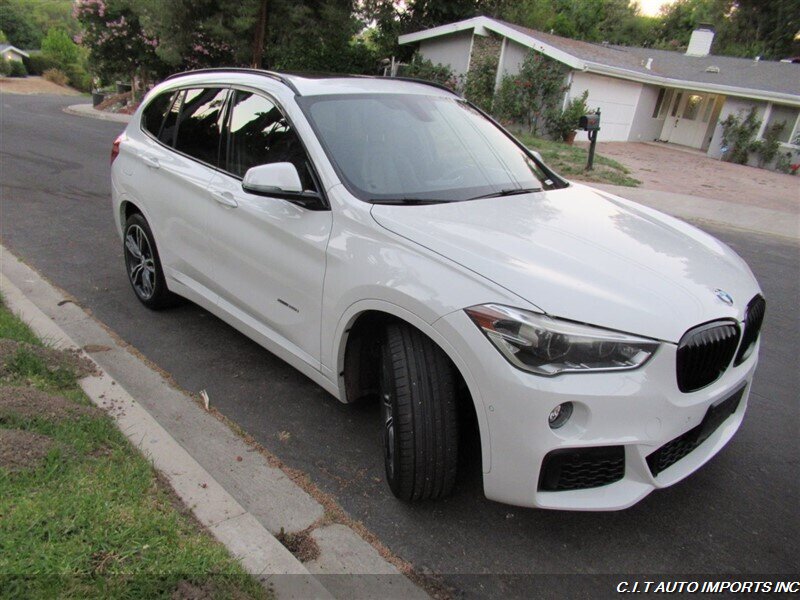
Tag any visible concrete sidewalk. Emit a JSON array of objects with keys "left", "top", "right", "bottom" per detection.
[
  {"left": 64, "top": 102, "right": 132, "bottom": 123},
  {"left": 589, "top": 183, "right": 799, "bottom": 242},
  {"left": 0, "top": 244, "right": 429, "bottom": 600}
]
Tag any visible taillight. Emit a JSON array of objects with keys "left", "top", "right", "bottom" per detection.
[{"left": 111, "top": 133, "right": 125, "bottom": 165}]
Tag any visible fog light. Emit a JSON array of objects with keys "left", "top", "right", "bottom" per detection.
[{"left": 548, "top": 402, "right": 573, "bottom": 429}]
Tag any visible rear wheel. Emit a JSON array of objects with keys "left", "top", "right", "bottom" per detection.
[
  {"left": 380, "top": 323, "right": 459, "bottom": 501},
  {"left": 123, "top": 213, "right": 179, "bottom": 309}
]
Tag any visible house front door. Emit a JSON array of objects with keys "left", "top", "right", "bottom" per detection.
[{"left": 660, "top": 91, "right": 714, "bottom": 148}]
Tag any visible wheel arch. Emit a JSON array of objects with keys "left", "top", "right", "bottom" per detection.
[{"left": 334, "top": 300, "right": 491, "bottom": 473}]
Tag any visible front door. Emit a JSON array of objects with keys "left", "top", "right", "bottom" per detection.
[
  {"left": 206, "top": 89, "right": 332, "bottom": 365},
  {"left": 660, "top": 91, "right": 715, "bottom": 148}
]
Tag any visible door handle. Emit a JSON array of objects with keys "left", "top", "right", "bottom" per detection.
[
  {"left": 141, "top": 155, "right": 160, "bottom": 169},
  {"left": 210, "top": 189, "right": 238, "bottom": 208}
]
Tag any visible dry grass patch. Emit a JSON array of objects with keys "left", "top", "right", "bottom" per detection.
[{"left": 0, "top": 429, "right": 58, "bottom": 472}]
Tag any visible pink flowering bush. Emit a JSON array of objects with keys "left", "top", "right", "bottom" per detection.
[{"left": 74, "top": 0, "right": 161, "bottom": 86}]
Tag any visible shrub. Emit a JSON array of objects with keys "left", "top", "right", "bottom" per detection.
[
  {"left": 0, "top": 57, "right": 10, "bottom": 76},
  {"left": 43, "top": 68, "right": 69, "bottom": 86},
  {"left": 464, "top": 35, "right": 501, "bottom": 111},
  {"left": 400, "top": 55, "right": 463, "bottom": 92},
  {"left": 774, "top": 151, "right": 793, "bottom": 174},
  {"left": 492, "top": 50, "right": 569, "bottom": 135},
  {"left": 64, "top": 63, "right": 92, "bottom": 92},
  {"left": 23, "top": 54, "right": 57, "bottom": 76},
  {"left": 719, "top": 108, "right": 761, "bottom": 164},
  {"left": 547, "top": 90, "right": 589, "bottom": 142},
  {"left": 41, "top": 28, "right": 80, "bottom": 69},
  {"left": 751, "top": 121, "right": 785, "bottom": 167},
  {"left": 8, "top": 60, "right": 27, "bottom": 77}
]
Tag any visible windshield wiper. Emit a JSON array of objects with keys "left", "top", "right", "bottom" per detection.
[
  {"left": 467, "top": 187, "right": 542, "bottom": 201},
  {"left": 369, "top": 198, "right": 449, "bottom": 205}
]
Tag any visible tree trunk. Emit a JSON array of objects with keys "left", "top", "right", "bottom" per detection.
[{"left": 251, "top": 0, "right": 268, "bottom": 69}]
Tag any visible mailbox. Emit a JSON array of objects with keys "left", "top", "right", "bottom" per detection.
[{"left": 579, "top": 113, "right": 600, "bottom": 131}]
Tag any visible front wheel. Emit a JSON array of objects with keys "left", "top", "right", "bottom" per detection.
[
  {"left": 380, "top": 323, "right": 459, "bottom": 501},
  {"left": 123, "top": 213, "right": 179, "bottom": 309}
]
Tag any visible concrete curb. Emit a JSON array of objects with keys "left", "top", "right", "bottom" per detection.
[
  {"left": 0, "top": 244, "right": 429, "bottom": 599},
  {"left": 64, "top": 103, "right": 132, "bottom": 123},
  {"left": 0, "top": 251, "right": 331, "bottom": 600}
]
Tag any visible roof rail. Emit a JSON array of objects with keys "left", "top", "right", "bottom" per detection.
[
  {"left": 388, "top": 76, "right": 461, "bottom": 96},
  {"left": 163, "top": 68, "right": 301, "bottom": 95}
]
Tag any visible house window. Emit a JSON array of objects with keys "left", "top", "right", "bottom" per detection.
[
  {"left": 702, "top": 95, "right": 717, "bottom": 122},
  {"left": 671, "top": 92, "right": 683, "bottom": 117},
  {"left": 683, "top": 94, "right": 704, "bottom": 120},
  {"left": 654, "top": 89, "right": 673, "bottom": 119},
  {"left": 652, "top": 88, "right": 665, "bottom": 118},
  {"left": 764, "top": 104, "right": 799, "bottom": 144}
]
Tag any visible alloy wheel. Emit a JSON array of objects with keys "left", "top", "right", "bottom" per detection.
[{"left": 125, "top": 224, "right": 157, "bottom": 300}]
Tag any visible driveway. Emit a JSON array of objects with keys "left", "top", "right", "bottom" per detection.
[
  {"left": 0, "top": 75, "right": 82, "bottom": 96},
  {"left": 2, "top": 94, "right": 798, "bottom": 598},
  {"left": 596, "top": 142, "right": 799, "bottom": 214}
]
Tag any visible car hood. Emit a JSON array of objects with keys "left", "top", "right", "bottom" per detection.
[{"left": 370, "top": 184, "right": 760, "bottom": 342}]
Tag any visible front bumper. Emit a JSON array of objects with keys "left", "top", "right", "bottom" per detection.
[{"left": 434, "top": 310, "right": 756, "bottom": 510}]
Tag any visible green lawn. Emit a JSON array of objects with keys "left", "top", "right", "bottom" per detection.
[
  {"left": 0, "top": 301, "right": 269, "bottom": 600},
  {"left": 517, "top": 133, "right": 641, "bottom": 187}
]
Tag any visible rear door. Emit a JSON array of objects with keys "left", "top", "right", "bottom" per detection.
[
  {"left": 205, "top": 89, "right": 332, "bottom": 365},
  {"left": 141, "top": 87, "right": 229, "bottom": 296}
]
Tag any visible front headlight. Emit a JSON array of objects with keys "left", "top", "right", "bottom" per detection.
[{"left": 465, "top": 304, "right": 659, "bottom": 376}]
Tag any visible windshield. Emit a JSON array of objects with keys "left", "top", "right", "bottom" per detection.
[{"left": 298, "top": 93, "right": 563, "bottom": 203}]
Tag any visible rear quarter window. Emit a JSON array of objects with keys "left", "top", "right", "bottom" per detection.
[{"left": 141, "top": 91, "right": 175, "bottom": 138}]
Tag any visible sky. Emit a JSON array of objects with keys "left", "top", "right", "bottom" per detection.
[{"left": 637, "top": 0, "right": 676, "bottom": 17}]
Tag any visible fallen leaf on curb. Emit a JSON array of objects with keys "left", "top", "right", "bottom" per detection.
[
  {"left": 236, "top": 456, "right": 243, "bottom": 462},
  {"left": 83, "top": 344, "right": 112, "bottom": 353},
  {"left": 199, "top": 482, "right": 208, "bottom": 489},
  {"left": 200, "top": 389, "right": 210, "bottom": 411}
]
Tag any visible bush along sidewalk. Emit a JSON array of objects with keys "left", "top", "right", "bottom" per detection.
[{"left": 0, "top": 300, "right": 271, "bottom": 600}]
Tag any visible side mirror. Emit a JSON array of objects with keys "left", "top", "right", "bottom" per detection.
[
  {"left": 242, "top": 162, "right": 303, "bottom": 195},
  {"left": 529, "top": 150, "right": 544, "bottom": 162}
]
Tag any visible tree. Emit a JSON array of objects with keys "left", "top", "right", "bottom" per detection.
[
  {"left": 127, "top": 0, "right": 260, "bottom": 68},
  {"left": 41, "top": 28, "right": 80, "bottom": 67},
  {"left": 0, "top": 0, "right": 42, "bottom": 48},
  {"left": 658, "top": 0, "right": 800, "bottom": 60},
  {"left": 266, "top": 0, "right": 377, "bottom": 73},
  {"left": 74, "top": 0, "right": 162, "bottom": 89},
  {"left": 362, "top": 0, "right": 484, "bottom": 60}
]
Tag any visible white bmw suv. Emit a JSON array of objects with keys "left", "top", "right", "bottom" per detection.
[{"left": 111, "top": 69, "right": 765, "bottom": 510}]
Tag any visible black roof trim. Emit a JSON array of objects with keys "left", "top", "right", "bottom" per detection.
[
  {"left": 162, "top": 69, "right": 462, "bottom": 97},
  {"left": 163, "top": 68, "right": 302, "bottom": 95}
]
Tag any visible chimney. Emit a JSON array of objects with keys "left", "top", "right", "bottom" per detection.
[{"left": 686, "top": 24, "right": 715, "bottom": 57}]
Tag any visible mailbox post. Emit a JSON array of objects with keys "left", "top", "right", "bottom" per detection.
[{"left": 579, "top": 110, "right": 601, "bottom": 170}]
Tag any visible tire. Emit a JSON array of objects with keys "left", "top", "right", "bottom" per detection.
[
  {"left": 122, "top": 213, "right": 179, "bottom": 309},
  {"left": 380, "top": 322, "right": 459, "bottom": 501}
]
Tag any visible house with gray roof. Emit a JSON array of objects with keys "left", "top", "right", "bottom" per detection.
[
  {"left": 399, "top": 16, "right": 800, "bottom": 161},
  {"left": 0, "top": 44, "right": 30, "bottom": 63}
]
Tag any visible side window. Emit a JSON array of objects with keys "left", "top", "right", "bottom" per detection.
[
  {"left": 174, "top": 88, "right": 228, "bottom": 166},
  {"left": 159, "top": 90, "right": 183, "bottom": 147},
  {"left": 226, "top": 90, "right": 316, "bottom": 191},
  {"left": 142, "top": 91, "right": 174, "bottom": 137}
]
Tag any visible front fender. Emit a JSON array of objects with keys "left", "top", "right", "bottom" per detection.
[{"left": 330, "top": 298, "right": 492, "bottom": 474}]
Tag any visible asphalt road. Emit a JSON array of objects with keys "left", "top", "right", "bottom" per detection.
[{"left": 2, "top": 94, "right": 798, "bottom": 596}]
